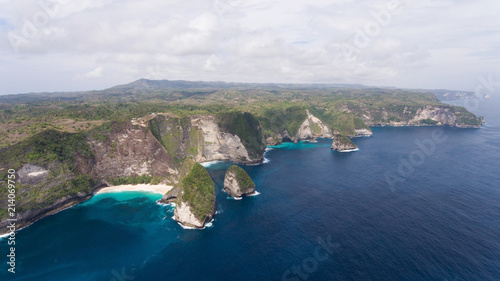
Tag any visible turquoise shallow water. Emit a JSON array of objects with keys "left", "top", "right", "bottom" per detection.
[{"left": 1, "top": 98, "right": 500, "bottom": 280}]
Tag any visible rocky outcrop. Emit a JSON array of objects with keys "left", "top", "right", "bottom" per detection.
[
  {"left": 295, "top": 110, "right": 333, "bottom": 141},
  {"left": 174, "top": 202, "right": 205, "bottom": 228},
  {"left": 409, "top": 106, "right": 456, "bottom": 125},
  {"left": 354, "top": 128, "right": 373, "bottom": 137},
  {"left": 17, "top": 164, "right": 49, "bottom": 185},
  {"left": 159, "top": 186, "right": 179, "bottom": 204},
  {"left": 223, "top": 165, "right": 256, "bottom": 198},
  {"left": 346, "top": 103, "right": 484, "bottom": 128},
  {"left": 331, "top": 135, "right": 358, "bottom": 152},
  {"left": 173, "top": 162, "right": 215, "bottom": 228}
]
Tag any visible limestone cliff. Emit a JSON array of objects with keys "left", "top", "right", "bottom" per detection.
[
  {"left": 174, "top": 202, "right": 205, "bottom": 228},
  {"left": 354, "top": 128, "right": 373, "bottom": 137},
  {"left": 193, "top": 115, "right": 254, "bottom": 163},
  {"left": 89, "top": 122, "right": 179, "bottom": 183},
  {"left": 331, "top": 135, "right": 358, "bottom": 152},
  {"left": 149, "top": 112, "right": 266, "bottom": 165},
  {"left": 0, "top": 123, "right": 181, "bottom": 234},
  {"left": 295, "top": 110, "right": 333, "bottom": 141},
  {"left": 339, "top": 103, "right": 484, "bottom": 128},
  {"left": 223, "top": 165, "right": 256, "bottom": 198}
]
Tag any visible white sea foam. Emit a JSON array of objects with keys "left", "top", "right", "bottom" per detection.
[
  {"left": 0, "top": 232, "right": 10, "bottom": 239},
  {"left": 339, "top": 148, "right": 360, "bottom": 152},
  {"left": 265, "top": 147, "right": 274, "bottom": 152},
  {"left": 248, "top": 156, "right": 270, "bottom": 166},
  {"left": 178, "top": 222, "right": 198, "bottom": 230},
  {"left": 229, "top": 196, "right": 243, "bottom": 200},
  {"left": 156, "top": 200, "right": 175, "bottom": 207},
  {"left": 200, "top": 161, "right": 223, "bottom": 168},
  {"left": 177, "top": 218, "right": 214, "bottom": 230},
  {"left": 248, "top": 191, "right": 261, "bottom": 196}
]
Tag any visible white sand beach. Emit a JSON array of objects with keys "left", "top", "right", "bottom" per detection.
[{"left": 94, "top": 184, "right": 173, "bottom": 195}]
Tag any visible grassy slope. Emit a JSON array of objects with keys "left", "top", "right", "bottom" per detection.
[
  {"left": 0, "top": 86, "right": 483, "bottom": 147},
  {"left": 0, "top": 129, "right": 95, "bottom": 220}
]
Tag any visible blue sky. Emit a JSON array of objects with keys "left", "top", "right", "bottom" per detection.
[{"left": 0, "top": 0, "right": 499, "bottom": 95}]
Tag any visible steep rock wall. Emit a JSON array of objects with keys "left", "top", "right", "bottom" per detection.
[
  {"left": 149, "top": 113, "right": 265, "bottom": 165},
  {"left": 295, "top": 110, "right": 333, "bottom": 140},
  {"left": 90, "top": 123, "right": 178, "bottom": 183},
  {"left": 193, "top": 115, "right": 253, "bottom": 163}
]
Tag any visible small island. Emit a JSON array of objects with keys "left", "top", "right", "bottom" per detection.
[
  {"left": 224, "top": 165, "right": 256, "bottom": 198},
  {"left": 331, "top": 134, "right": 358, "bottom": 152},
  {"left": 173, "top": 162, "right": 216, "bottom": 228}
]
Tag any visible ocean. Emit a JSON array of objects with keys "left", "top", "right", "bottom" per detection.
[{"left": 1, "top": 97, "right": 499, "bottom": 280}]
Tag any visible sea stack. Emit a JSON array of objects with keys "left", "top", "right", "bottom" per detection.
[
  {"left": 224, "top": 165, "right": 256, "bottom": 198},
  {"left": 173, "top": 162, "right": 215, "bottom": 228},
  {"left": 331, "top": 135, "right": 358, "bottom": 152}
]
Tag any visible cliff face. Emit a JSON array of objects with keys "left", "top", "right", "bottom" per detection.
[
  {"left": 295, "top": 110, "right": 333, "bottom": 140},
  {"left": 174, "top": 202, "right": 205, "bottom": 228},
  {"left": 354, "top": 128, "right": 373, "bottom": 137},
  {"left": 223, "top": 165, "right": 255, "bottom": 198},
  {"left": 193, "top": 115, "right": 253, "bottom": 163},
  {"left": 341, "top": 103, "right": 484, "bottom": 128},
  {"left": 149, "top": 113, "right": 265, "bottom": 165},
  {"left": 90, "top": 123, "right": 179, "bottom": 183}
]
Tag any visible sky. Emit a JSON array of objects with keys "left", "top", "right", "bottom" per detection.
[{"left": 0, "top": 0, "right": 499, "bottom": 95}]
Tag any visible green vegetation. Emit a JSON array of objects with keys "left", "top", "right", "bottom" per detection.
[
  {"left": 148, "top": 115, "right": 201, "bottom": 161},
  {"left": 1, "top": 129, "right": 93, "bottom": 172},
  {"left": 251, "top": 104, "right": 308, "bottom": 137},
  {"left": 0, "top": 80, "right": 483, "bottom": 148},
  {"left": 179, "top": 162, "right": 215, "bottom": 222},
  {"left": 452, "top": 106, "right": 484, "bottom": 126},
  {"left": 0, "top": 79, "right": 485, "bottom": 224},
  {"left": 227, "top": 165, "right": 255, "bottom": 193},
  {"left": 216, "top": 112, "right": 266, "bottom": 158},
  {"left": 0, "top": 129, "right": 97, "bottom": 220},
  {"left": 107, "top": 175, "right": 154, "bottom": 186}
]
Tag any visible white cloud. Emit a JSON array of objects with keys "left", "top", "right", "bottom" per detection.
[
  {"left": 0, "top": 0, "right": 499, "bottom": 94},
  {"left": 77, "top": 67, "right": 104, "bottom": 79}
]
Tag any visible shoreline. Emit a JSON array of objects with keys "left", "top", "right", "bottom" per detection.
[
  {"left": 0, "top": 184, "right": 173, "bottom": 236},
  {"left": 93, "top": 184, "right": 174, "bottom": 195}
]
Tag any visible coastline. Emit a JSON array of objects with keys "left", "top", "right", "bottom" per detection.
[
  {"left": 93, "top": 184, "right": 174, "bottom": 195},
  {"left": 0, "top": 184, "right": 174, "bottom": 236}
]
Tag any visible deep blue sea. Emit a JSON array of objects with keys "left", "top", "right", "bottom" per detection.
[{"left": 2, "top": 97, "right": 500, "bottom": 281}]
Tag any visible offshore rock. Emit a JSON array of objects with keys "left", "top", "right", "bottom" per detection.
[{"left": 223, "top": 165, "right": 256, "bottom": 198}]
